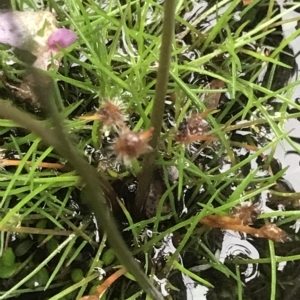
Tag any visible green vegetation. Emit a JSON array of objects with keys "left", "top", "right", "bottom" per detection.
[{"left": 1, "top": 0, "right": 300, "bottom": 299}]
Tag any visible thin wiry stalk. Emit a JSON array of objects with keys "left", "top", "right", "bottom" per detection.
[{"left": 135, "top": 0, "right": 177, "bottom": 211}]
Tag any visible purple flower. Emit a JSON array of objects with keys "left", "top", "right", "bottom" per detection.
[{"left": 47, "top": 28, "right": 78, "bottom": 51}]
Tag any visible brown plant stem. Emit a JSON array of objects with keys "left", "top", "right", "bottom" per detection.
[
  {"left": 135, "top": 0, "right": 177, "bottom": 211},
  {"left": 200, "top": 215, "right": 290, "bottom": 243},
  {"left": 0, "top": 159, "right": 64, "bottom": 169},
  {"left": 79, "top": 267, "right": 127, "bottom": 299}
]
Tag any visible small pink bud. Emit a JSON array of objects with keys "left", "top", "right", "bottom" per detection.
[{"left": 47, "top": 28, "right": 77, "bottom": 51}]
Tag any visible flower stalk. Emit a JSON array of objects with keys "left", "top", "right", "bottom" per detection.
[{"left": 135, "top": 0, "right": 177, "bottom": 212}]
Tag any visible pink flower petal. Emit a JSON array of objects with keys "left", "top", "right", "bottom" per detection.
[{"left": 47, "top": 28, "right": 77, "bottom": 51}]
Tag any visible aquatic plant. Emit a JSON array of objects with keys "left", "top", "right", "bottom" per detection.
[{"left": 1, "top": 1, "right": 300, "bottom": 300}]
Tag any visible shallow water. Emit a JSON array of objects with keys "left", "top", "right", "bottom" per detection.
[{"left": 274, "top": 2, "right": 300, "bottom": 192}]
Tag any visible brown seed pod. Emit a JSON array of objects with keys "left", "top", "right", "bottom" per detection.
[
  {"left": 79, "top": 99, "right": 127, "bottom": 131},
  {"left": 175, "top": 109, "right": 216, "bottom": 144},
  {"left": 114, "top": 127, "right": 154, "bottom": 165}
]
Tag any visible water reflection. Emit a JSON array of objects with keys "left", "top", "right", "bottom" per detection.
[
  {"left": 274, "top": 2, "right": 300, "bottom": 193},
  {"left": 219, "top": 230, "right": 259, "bottom": 282}
]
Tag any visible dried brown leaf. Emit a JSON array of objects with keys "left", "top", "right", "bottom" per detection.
[
  {"left": 257, "top": 224, "right": 292, "bottom": 243},
  {"left": 203, "top": 79, "right": 225, "bottom": 110},
  {"left": 230, "top": 203, "right": 261, "bottom": 225}
]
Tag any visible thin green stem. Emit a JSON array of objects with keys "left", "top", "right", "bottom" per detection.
[{"left": 136, "top": 0, "right": 177, "bottom": 211}]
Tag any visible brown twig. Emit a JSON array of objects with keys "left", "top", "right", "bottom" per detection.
[
  {"left": 200, "top": 214, "right": 291, "bottom": 243},
  {"left": 79, "top": 267, "right": 127, "bottom": 300},
  {"left": 0, "top": 159, "right": 64, "bottom": 169}
]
